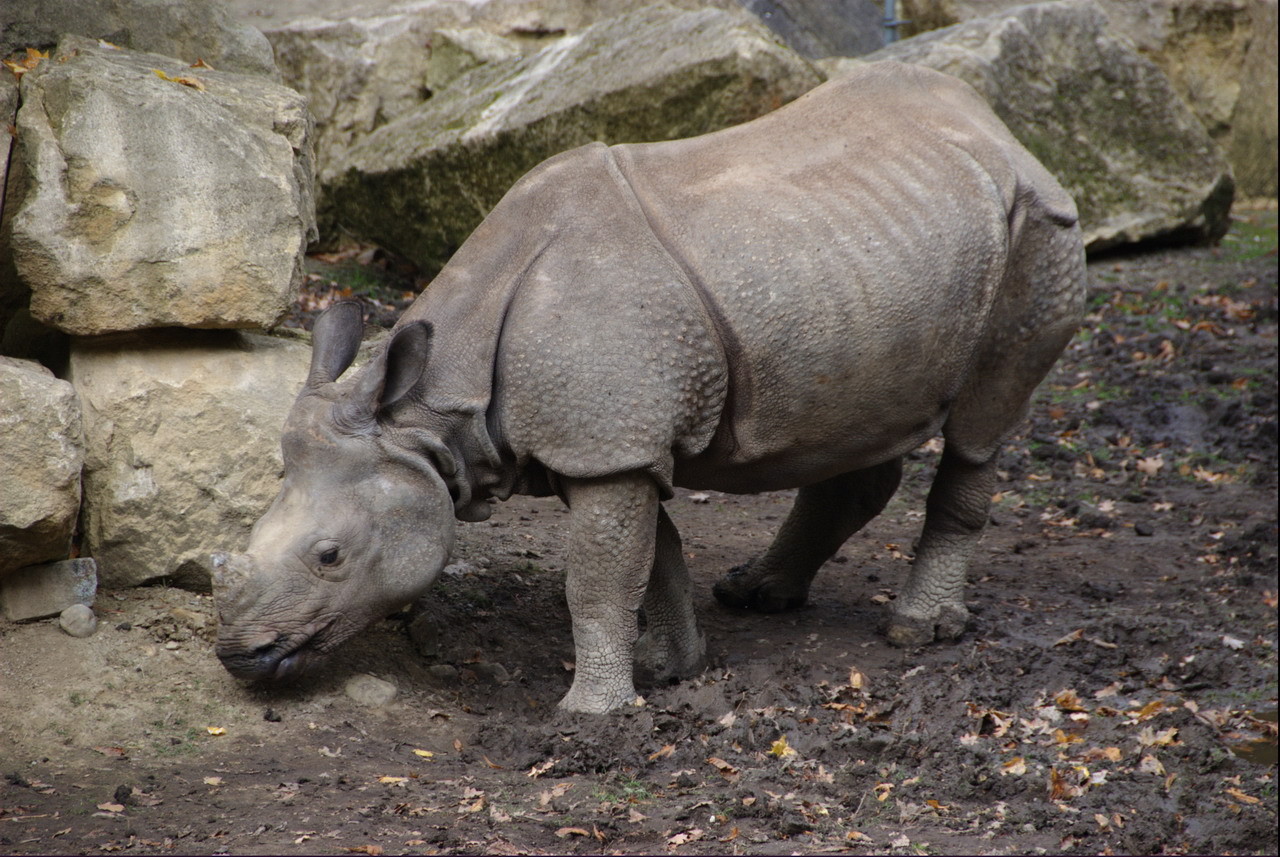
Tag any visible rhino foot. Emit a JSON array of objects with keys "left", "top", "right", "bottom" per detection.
[
  {"left": 712, "top": 563, "right": 809, "bottom": 613},
  {"left": 882, "top": 603, "right": 971, "bottom": 647},
  {"left": 635, "top": 628, "right": 707, "bottom": 685}
]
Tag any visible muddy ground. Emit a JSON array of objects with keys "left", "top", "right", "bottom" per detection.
[{"left": 1, "top": 207, "right": 1276, "bottom": 856}]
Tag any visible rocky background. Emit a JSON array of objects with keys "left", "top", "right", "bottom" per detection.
[{"left": 0, "top": 0, "right": 1275, "bottom": 624}]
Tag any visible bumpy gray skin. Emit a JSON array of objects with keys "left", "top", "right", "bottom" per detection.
[{"left": 213, "top": 62, "right": 1085, "bottom": 714}]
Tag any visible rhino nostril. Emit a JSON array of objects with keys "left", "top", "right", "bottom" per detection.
[{"left": 250, "top": 634, "right": 287, "bottom": 659}]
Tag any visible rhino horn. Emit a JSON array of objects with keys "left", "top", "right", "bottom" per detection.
[{"left": 210, "top": 551, "right": 254, "bottom": 607}]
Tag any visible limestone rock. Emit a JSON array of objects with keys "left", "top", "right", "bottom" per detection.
[
  {"left": 0, "top": 558, "right": 97, "bottom": 622},
  {"left": 1229, "top": 0, "right": 1277, "bottom": 197},
  {"left": 0, "top": 72, "right": 24, "bottom": 337},
  {"left": 267, "top": 14, "right": 523, "bottom": 210},
  {"left": 345, "top": 673, "right": 397, "bottom": 707},
  {"left": 740, "top": 0, "right": 884, "bottom": 59},
  {"left": 10, "top": 38, "right": 316, "bottom": 336},
  {"left": 857, "top": 1, "right": 1234, "bottom": 250},
  {"left": 59, "top": 603, "right": 99, "bottom": 638},
  {"left": 68, "top": 329, "right": 314, "bottom": 589},
  {"left": 896, "top": 0, "right": 1276, "bottom": 199},
  {"left": 1, "top": 0, "right": 278, "bottom": 79},
  {"left": 328, "top": 4, "right": 821, "bottom": 273},
  {"left": 0, "top": 357, "right": 83, "bottom": 576}
]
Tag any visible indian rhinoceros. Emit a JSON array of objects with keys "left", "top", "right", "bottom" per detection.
[{"left": 213, "top": 61, "right": 1084, "bottom": 713}]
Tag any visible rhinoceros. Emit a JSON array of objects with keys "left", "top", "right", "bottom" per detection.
[{"left": 213, "top": 61, "right": 1084, "bottom": 713}]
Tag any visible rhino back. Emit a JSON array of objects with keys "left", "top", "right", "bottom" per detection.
[{"left": 607, "top": 63, "right": 1063, "bottom": 490}]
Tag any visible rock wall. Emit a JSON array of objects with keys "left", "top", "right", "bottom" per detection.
[
  {"left": 896, "top": 0, "right": 1278, "bottom": 198},
  {"left": 324, "top": 4, "right": 822, "bottom": 273},
  {"left": 841, "top": 0, "right": 1235, "bottom": 250}
]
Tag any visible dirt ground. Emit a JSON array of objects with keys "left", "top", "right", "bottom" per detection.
[{"left": 1, "top": 205, "right": 1277, "bottom": 855}]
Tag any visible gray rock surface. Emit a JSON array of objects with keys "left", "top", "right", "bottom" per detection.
[
  {"left": 266, "top": 15, "right": 523, "bottom": 211},
  {"left": 851, "top": 1, "right": 1234, "bottom": 250},
  {"left": 1228, "top": 0, "right": 1277, "bottom": 197},
  {"left": 897, "top": 0, "right": 1277, "bottom": 199},
  {"left": 344, "top": 673, "right": 398, "bottom": 706},
  {"left": 10, "top": 38, "right": 316, "bottom": 336},
  {"left": 68, "top": 330, "right": 315, "bottom": 589},
  {"left": 1, "top": 0, "right": 279, "bottom": 79},
  {"left": 740, "top": 0, "right": 884, "bottom": 58},
  {"left": 327, "top": 4, "right": 821, "bottom": 272},
  {"left": 0, "top": 357, "right": 83, "bottom": 576},
  {"left": 0, "top": 558, "right": 97, "bottom": 622},
  {"left": 59, "top": 603, "right": 99, "bottom": 638}
]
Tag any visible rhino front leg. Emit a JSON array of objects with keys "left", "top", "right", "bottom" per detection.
[
  {"left": 885, "top": 448, "right": 996, "bottom": 646},
  {"left": 635, "top": 506, "right": 706, "bottom": 684},
  {"left": 713, "top": 459, "right": 903, "bottom": 612},
  {"left": 559, "top": 472, "right": 659, "bottom": 713}
]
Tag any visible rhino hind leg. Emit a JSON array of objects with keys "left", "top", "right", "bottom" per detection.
[
  {"left": 883, "top": 449, "right": 994, "bottom": 646},
  {"left": 635, "top": 506, "right": 707, "bottom": 684},
  {"left": 712, "top": 459, "right": 904, "bottom": 612}
]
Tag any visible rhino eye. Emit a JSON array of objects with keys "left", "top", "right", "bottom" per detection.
[{"left": 319, "top": 547, "right": 340, "bottom": 566}]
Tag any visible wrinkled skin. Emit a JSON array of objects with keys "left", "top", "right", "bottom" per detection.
[
  {"left": 214, "top": 308, "right": 455, "bottom": 681},
  {"left": 214, "top": 62, "right": 1085, "bottom": 713}
]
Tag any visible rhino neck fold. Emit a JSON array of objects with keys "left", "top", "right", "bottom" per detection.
[{"left": 386, "top": 410, "right": 513, "bottom": 523}]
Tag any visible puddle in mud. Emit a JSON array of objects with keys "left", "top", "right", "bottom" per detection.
[{"left": 1229, "top": 708, "right": 1279, "bottom": 766}]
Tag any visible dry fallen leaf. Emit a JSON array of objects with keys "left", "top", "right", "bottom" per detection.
[
  {"left": 1001, "top": 757, "right": 1028, "bottom": 776},
  {"left": 706, "top": 757, "right": 740, "bottom": 783},
  {"left": 1138, "top": 754, "right": 1166, "bottom": 776},
  {"left": 1053, "top": 629, "right": 1085, "bottom": 647},
  {"left": 556, "top": 827, "right": 590, "bottom": 838},
  {"left": 769, "top": 735, "right": 797, "bottom": 758},
  {"left": 412, "top": 749, "right": 434, "bottom": 759},
  {"left": 205, "top": 726, "right": 226, "bottom": 736},
  {"left": 203, "top": 776, "right": 223, "bottom": 786},
  {"left": 378, "top": 776, "right": 408, "bottom": 784},
  {"left": 1054, "top": 689, "right": 1087, "bottom": 712},
  {"left": 648, "top": 744, "right": 675, "bottom": 761},
  {"left": 874, "top": 782, "right": 894, "bottom": 800},
  {"left": 152, "top": 68, "right": 206, "bottom": 90},
  {"left": 96, "top": 802, "right": 125, "bottom": 813},
  {"left": 1225, "top": 787, "right": 1261, "bottom": 805}
]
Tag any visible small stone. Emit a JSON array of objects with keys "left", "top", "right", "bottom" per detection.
[
  {"left": 263, "top": 708, "right": 282, "bottom": 722},
  {"left": 344, "top": 673, "right": 397, "bottom": 707},
  {"left": 1134, "top": 522, "right": 1155, "bottom": 537},
  {"left": 470, "top": 662, "right": 511, "bottom": 685},
  {"left": 59, "top": 603, "right": 97, "bottom": 637},
  {"left": 426, "top": 664, "right": 459, "bottom": 684}
]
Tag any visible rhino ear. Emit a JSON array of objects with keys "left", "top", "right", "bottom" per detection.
[
  {"left": 380, "top": 321, "right": 432, "bottom": 408},
  {"left": 306, "top": 301, "right": 365, "bottom": 389}
]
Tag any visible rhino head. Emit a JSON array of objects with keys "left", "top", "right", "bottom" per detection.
[{"left": 212, "top": 302, "right": 455, "bottom": 682}]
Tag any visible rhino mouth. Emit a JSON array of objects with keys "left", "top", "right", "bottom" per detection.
[{"left": 217, "top": 619, "right": 336, "bottom": 682}]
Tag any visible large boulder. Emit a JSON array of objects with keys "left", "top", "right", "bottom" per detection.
[
  {"left": 847, "top": 1, "right": 1234, "bottom": 250},
  {"left": 1228, "top": 0, "right": 1277, "bottom": 198},
  {"left": 267, "top": 15, "right": 524, "bottom": 211},
  {"left": 68, "top": 330, "right": 317, "bottom": 589},
  {"left": 0, "top": 72, "right": 23, "bottom": 338},
  {"left": 1, "top": 0, "right": 279, "bottom": 79},
  {"left": 896, "top": 0, "right": 1277, "bottom": 199},
  {"left": 9, "top": 38, "right": 316, "bottom": 336},
  {"left": 739, "top": 0, "right": 884, "bottom": 58},
  {"left": 325, "top": 4, "right": 822, "bottom": 273},
  {"left": 0, "top": 357, "right": 83, "bottom": 577}
]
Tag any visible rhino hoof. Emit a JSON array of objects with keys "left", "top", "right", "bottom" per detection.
[
  {"left": 883, "top": 605, "right": 970, "bottom": 647},
  {"left": 712, "top": 565, "right": 807, "bottom": 613}
]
